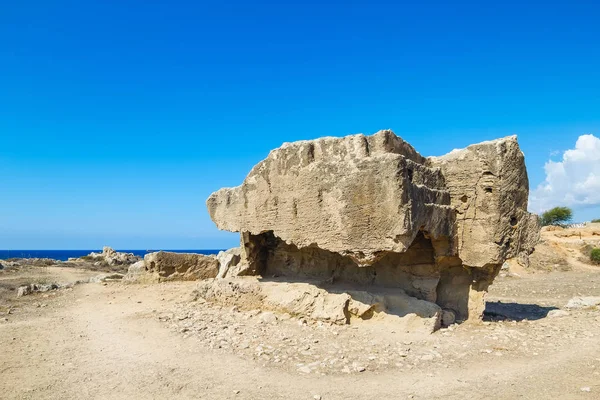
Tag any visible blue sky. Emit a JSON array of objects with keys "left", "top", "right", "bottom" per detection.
[{"left": 1, "top": 1, "right": 599, "bottom": 249}]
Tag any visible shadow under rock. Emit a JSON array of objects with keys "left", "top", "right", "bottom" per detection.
[{"left": 483, "top": 301, "right": 558, "bottom": 322}]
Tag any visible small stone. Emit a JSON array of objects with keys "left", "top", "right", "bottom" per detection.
[
  {"left": 259, "top": 312, "right": 278, "bottom": 324},
  {"left": 279, "top": 313, "right": 292, "bottom": 320},
  {"left": 233, "top": 390, "right": 240, "bottom": 394},
  {"left": 353, "top": 364, "right": 366, "bottom": 372},
  {"left": 547, "top": 309, "right": 570, "bottom": 318},
  {"left": 565, "top": 297, "right": 600, "bottom": 309},
  {"left": 314, "top": 396, "right": 322, "bottom": 400},
  {"left": 581, "top": 387, "right": 591, "bottom": 392},
  {"left": 298, "top": 366, "right": 311, "bottom": 374},
  {"left": 441, "top": 309, "right": 456, "bottom": 326}
]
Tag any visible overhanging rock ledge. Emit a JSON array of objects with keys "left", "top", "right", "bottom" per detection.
[{"left": 206, "top": 130, "right": 539, "bottom": 329}]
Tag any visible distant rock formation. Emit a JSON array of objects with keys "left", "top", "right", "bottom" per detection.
[
  {"left": 83, "top": 247, "right": 141, "bottom": 266},
  {"left": 206, "top": 130, "right": 539, "bottom": 329}
]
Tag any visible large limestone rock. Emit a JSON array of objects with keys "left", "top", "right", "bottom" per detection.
[
  {"left": 206, "top": 130, "right": 539, "bottom": 325},
  {"left": 125, "top": 251, "right": 219, "bottom": 282},
  {"left": 209, "top": 130, "right": 453, "bottom": 265}
]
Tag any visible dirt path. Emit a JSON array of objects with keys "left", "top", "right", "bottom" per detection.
[{"left": 1, "top": 275, "right": 599, "bottom": 400}]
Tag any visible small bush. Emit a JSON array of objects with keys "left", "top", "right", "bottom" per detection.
[
  {"left": 592, "top": 219, "right": 600, "bottom": 223},
  {"left": 540, "top": 206, "right": 573, "bottom": 226},
  {"left": 591, "top": 248, "right": 600, "bottom": 265}
]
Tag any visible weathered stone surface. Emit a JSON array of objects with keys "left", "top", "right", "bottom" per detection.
[
  {"left": 206, "top": 130, "right": 539, "bottom": 327},
  {"left": 216, "top": 247, "right": 244, "bottom": 278},
  {"left": 194, "top": 277, "right": 442, "bottom": 333},
  {"left": 428, "top": 138, "right": 539, "bottom": 268},
  {"left": 208, "top": 130, "right": 454, "bottom": 265},
  {"left": 123, "top": 260, "right": 148, "bottom": 282},
  {"left": 125, "top": 252, "right": 219, "bottom": 282}
]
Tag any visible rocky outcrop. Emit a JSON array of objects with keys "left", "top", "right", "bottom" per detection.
[
  {"left": 206, "top": 130, "right": 539, "bottom": 328},
  {"left": 208, "top": 131, "right": 454, "bottom": 265},
  {"left": 125, "top": 251, "right": 219, "bottom": 282},
  {"left": 84, "top": 247, "right": 141, "bottom": 266}
]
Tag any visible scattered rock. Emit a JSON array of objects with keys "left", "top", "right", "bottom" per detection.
[
  {"left": 17, "top": 286, "right": 32, "bottom": 297},
  {"left": 259, "top": 312, "right": 278, "bottom": 324},
  {"left": 547, "top": 309, "right": 570, "bottom": 318},
  {"left": 89, "top": 273, "right": 124, "bottom": 283},
  {"left": 565, "top": 297, "right": 600, "bottom": 309}
]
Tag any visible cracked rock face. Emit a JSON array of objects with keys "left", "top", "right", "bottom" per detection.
[{"left": 207, "top": 130, "right": 539, "bottom": 326}]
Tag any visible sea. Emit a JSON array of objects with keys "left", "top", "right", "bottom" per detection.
[{"left": 0, "top": 250, "right": 224, "bottom": 262}]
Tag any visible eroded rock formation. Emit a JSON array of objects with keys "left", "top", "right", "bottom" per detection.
[
  {"left": 206, "top": 130, "right": 539, "bottom": 329},
  {"left": 125, "top": 251, "right": 219, "bottom": 283},
  {"left": 82, "top": 246, "right": 141, "bottom": 266}
]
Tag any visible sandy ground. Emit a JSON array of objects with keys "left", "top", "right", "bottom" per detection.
[{"left": 1, "top": 265, "right": 599, "bottom": 400}]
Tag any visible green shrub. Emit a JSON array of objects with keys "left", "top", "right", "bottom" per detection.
[
  {"left": 592, "top": 219, "right": 600, "bottom": 223},
  {"left": 591, "top": 248, "right": 600, "bottom": 264},
  {"left": 540, "top": 206, "right": 573, "bottom": 226}
]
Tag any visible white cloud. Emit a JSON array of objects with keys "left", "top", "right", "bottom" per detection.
[{"left": 529, "top": 134, "right": 600, "bottom": 213}]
